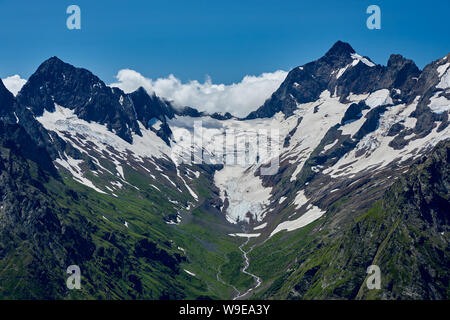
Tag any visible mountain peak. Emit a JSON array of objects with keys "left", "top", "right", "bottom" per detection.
[
  {"left": 135, "top": 86, "right": 148, "bottom": 95},
  {"left": 324, "top": 41, "right": 356, "bottom": 58},
  {"left": 35, "top": 56, "right": 70, "bottom": 74},
  {"left": 17, "top": 57, "right": 100, "bottom": 115},
  {"left": 387, "top": 54, "right": 417, "bottom": 69},
  {"left": 43, "top": 56, "right": 64, "bottom": 64},
  {"left": 17, "top": 57, "right": 142, "bottom": 143}
]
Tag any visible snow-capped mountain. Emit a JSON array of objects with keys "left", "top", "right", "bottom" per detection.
[{"left": 0, "top": 41, "right": 448, "bottom": 300}]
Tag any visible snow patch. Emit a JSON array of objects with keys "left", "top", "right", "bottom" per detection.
[
  {"left": 351, "top": 53, "right": 376, "bottom": 67},
  {"left": 270, "top": 206, "right": 325, "bottom": 238},
  {"left": 429, "top": 93, "right": 450, "bottom": 114},
  {"left": 293, "top": 190, "right": 308, "bottom": 209},
  {"left": 322, "top": 139, "right": 338, "bottom": 152},
  {"left": 184, "top": 269, "right": 196, "bottom": 277},
  {"left": 365, "top": 89, "right": 393, "bottom": 108},
  {"left": 229, "top": 233, "right": 261, "bottom": 238},
  {"left": 253, "top": 222, "right": 267, "bottom": 230},
  {"left": 437, "top": 62, "right": 450, "bottom": 77},
  {"left": 436, "top": 65, "right": 450, "bottom": 89}
]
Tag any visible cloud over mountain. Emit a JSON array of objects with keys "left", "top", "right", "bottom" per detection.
[
  {"left": 2, "top": 75, "right": 27, "bottom": 96},
  {"left": 110, "top": 69, "right": 287, "bottom": 118}
]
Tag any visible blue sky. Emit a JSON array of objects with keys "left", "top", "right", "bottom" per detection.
[{"left": 0, "top": 0, "right": 449, "bottom": 84}]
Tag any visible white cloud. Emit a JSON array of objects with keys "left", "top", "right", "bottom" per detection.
[
  {"left": 110, "top": 69, "right": 287, "bottom": 118},
  {"left": 2, "top": 75, "right": 27, "bottom": 96}
]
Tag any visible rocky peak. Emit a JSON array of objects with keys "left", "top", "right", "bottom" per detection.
[
  {"left": 129, "top": 87, "right": 175, "bottom": 145},
  {"left": 246, "top": 41, "right": 358, "bottom": 119},
  {"left": 17, "top": 56, "right": 141, "bottom": 143},
  {"left": 323, "top": 40, "right": 356, "bottom": 62},
  {"left": 17, "top": 56, "right": 105, "bottom": 115},
  {"left": 246, "top": 42, "right": 427, "bottom": 119},
  {"left": 383, "top": 54, "right": 420, "bottom": 91},
  {"left": 387, "top": 54, "right": 414, "bottom": 68},
  {"left": 129, "top": 87, "right": 175, "bottom": 127},
  {"left": 175, "top": 106, "right": 205, "bottom": 117},
  {"left": 210, "top": 112, "right": 233, "bottom": 120}
]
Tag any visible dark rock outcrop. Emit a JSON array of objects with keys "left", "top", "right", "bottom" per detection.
[{"left": 17, "top": 57, "right": 141, "bottom": 143}]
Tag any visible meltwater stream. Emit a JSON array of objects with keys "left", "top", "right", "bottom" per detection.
[{"left": 233, "top": 237, "right": 262, "bottom": 300}]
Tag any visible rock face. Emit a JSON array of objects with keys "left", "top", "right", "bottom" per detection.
[
  {"left": 340, "top": 101, "right": 369, "bottom": 125},
  {"left": 128, "top": 87, "right": 174, "bottom": 145},
  {"left": 0, "top": 79, "right": 15, "bottom": 116},
  {"left": 0, "top": 121, "right": 57, "bottom": 176},
  {"left": 0, "top": 79, "right": 61, "bottom": 158}
]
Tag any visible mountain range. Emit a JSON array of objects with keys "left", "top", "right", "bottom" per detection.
[{"left": 0, "top": 41, "right": 448, "bottom": 299}]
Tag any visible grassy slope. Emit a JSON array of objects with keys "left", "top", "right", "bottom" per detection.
[{"left": 0, "top": 156, "right": 252, "bottom": 299}]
